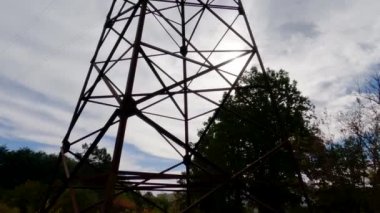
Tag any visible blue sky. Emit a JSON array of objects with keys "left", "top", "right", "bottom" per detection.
[{"left": 0, "top": 0, "right": 379, "bottom": 172}]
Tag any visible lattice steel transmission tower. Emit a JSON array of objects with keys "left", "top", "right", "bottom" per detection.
[{"left": 41, "top": 0, "right": 310, "bottom": 212}]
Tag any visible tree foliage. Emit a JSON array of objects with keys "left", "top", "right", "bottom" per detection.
[
  {"left": 313, "top": 71, "right": 380, "bottom": 211},
  {"left": 0, "top": 146, "right": 57, "bottom": 189},
  {"left": 193, "top": 67, "right": 325, "bottom": 212},
  {"left": 0, "top": 145, "right": 111, "bottom": 212}
]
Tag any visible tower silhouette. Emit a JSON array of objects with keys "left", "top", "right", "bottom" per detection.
[{"left": 41, "top": 0, "right": 310, "bottom": 212}]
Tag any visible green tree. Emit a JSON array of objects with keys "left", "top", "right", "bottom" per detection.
[
  {"left": 341, "top": 72, "right": 378, "bottom": 172},
  {"left": 2, "top": 180, "right": 47, "bottom": 213},
  {"left": 77, "top": 143, "right": 112, "bottom": 173},
  {"left": 80, "top": 143, "right": 111, "bottom": 167},
  {"left": 193, "top": 67, "right": 324, "bottom": 212},
  {"left": 0, "top": 145, "right": 112, "bottom": 212},
  {"left": 0, "top": 146, "right": 58, "bottom": 189},
  {"left": 314, "top": 71, "right": 380, "bottom": 211},
  {"left": 338, "top": 72, "right": 380, "bottom": 186},
  {"left": 50, "top": 189, "right": 99, "bottom": 213}
]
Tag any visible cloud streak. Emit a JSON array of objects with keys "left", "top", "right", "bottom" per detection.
[{"left": 0, "top": 0, "right": 379, "bottom": 171}]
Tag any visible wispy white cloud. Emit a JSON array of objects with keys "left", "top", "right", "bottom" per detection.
[
  {"left": 0, "top": 0, "right": 379, "bottom": 172},
  {"left": 248, "top": 0, "right": 380, "bottom": 112}
]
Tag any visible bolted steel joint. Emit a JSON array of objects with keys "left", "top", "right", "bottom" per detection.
[
  {"left": 238, "top": 6, "right": 245, "bottom": 15},
  {"left": 180, "top": 45, "right": 188, "bottom": 56},
  {"left": 62, "top": 140, "right": 71, "bottom": 153},
  {"left": 105, "top": 18, "right": 115, "bottom": 29}
]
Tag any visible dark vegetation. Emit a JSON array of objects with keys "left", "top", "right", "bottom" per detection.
[
  {"left": 0, "top": 68, "right": 379, "bottom": 212},
  {"left": 0, "top": 144, "right": 180, "bottom": 212},
  {"left": 191, "top": 68, "right": 380, "bottom": 212}
]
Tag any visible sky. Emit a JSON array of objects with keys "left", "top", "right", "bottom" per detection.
[{"left": 0, "top": 0, "right": 379, "bottom": 172}]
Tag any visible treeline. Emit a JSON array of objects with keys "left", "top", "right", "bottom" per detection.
[
  {"left": 311, "top": 73, "right": 380, "bottom": 211},
  {"left": 0, "top": 147, "right": 55, "bottom": 212},
  {"left": 1, "top": 68, "right": 379, "bottom": 212},
  {"left": 0, "top": 145, "right": 180, "bottom": 212}
]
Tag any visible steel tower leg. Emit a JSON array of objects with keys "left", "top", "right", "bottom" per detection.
[{"left": 103, "top": 0, "right": 148, "bottom": 211}]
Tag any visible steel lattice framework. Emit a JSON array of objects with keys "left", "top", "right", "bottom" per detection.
[{"left": 41, "top": 0, "right": 310, "bottom": 212}]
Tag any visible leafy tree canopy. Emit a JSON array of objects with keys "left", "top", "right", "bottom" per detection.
[
  {"left": 0, "top": 146, "right": 58, "bottom": 189},
  {"left": 193, "top": 67, "right": 325, "bottom": 212}
]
